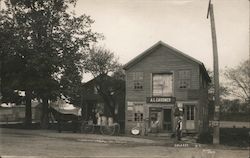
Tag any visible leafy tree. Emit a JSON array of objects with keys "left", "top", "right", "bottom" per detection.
[
  {"left": 0, "top": 12, "right": 17, "bottom": 104},
  {"left": 0, "top": 0, "right": 99, "bottom": 128},
  {"left": 112, "top": 65, "right": 125, "bottom": 81},
  {"left": 84, "top": 46, "right": 124, "bottom": 119},
  {"left": 0, "top": 4, "right": 32, "bottom": 120},
  {"left": 224, "top": 60, "right": 250, "bottom": 102},
  {"left": 60, "top": 65, "right": 83, "bottom": 106},
  {"left": 84, "top": 46, "right": 120, "bottom": 76}
]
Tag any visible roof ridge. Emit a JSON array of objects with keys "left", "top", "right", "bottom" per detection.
[{"left": 123, "top": 40, "right": 203, "bottom": 70}]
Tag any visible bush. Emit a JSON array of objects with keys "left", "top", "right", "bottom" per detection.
[
  {"left": 220, "top": 128, "right": 250, "bottom": 147},
  {"left": 197, "top": 131, "right": 213, "bottom": 144},
  {"left": 220, "top": 112, "right": 249, "bottom": 122}
]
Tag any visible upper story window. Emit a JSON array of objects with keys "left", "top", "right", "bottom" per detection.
[
  {"left": 152, "top": 73, "right": 173, "bottom": 96},
  {"left": 178, "top": 70, "right": 191, "bottom": 89},
  {"left": 132, "top": 72, "right": 143, "bottom": 90},
  {"left": 200, "top": 75, "right": 208, "bottom": 89}
]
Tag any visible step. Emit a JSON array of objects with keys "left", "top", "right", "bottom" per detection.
[{"left": 147, "top": 132, "right": 174, "bottom": 137}]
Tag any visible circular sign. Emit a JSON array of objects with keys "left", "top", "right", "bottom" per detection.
[{"left": 131, "top": 127, "right": 140, "bottom": 135}]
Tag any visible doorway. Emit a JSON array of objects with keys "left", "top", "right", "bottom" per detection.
[
  {"left": 184, "top": 105, "right": 195, "bottom": 130},
  {"left": 163, "top": 109, "right": 172, "bottom": 131}
]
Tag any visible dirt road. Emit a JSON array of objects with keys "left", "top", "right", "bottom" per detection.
[{"left": 0, "top": 128, "right": 248, "bottom": 158}]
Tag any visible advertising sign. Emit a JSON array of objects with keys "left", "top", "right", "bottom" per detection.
[{"left": 146, "top": 97, "right": 176, "bottom": 103}]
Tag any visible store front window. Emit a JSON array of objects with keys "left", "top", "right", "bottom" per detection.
[{"left": 133, "top": 103, "right": 144, "bottom": 122}]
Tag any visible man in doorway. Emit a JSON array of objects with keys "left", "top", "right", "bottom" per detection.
[{"left": 176, "top": 116, "right": 183, "bottom": 141}]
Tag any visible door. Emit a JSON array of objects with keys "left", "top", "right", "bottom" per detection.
[
  {"left": 185, "top": 105, "right": 195, "bottom": 130},
  {"left": 163, "top": 109, "right": 172, "bottom": 131},
  {"left": 149, "top": 108, "right": 162, "bottom": 133}
]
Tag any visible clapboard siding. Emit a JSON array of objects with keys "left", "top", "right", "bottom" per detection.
[
  {"left": 125, "top": 46, "right": 200, "bottom": 101},
  {"left": 124, "top": 41, "right": 210, "bottom": 134}
]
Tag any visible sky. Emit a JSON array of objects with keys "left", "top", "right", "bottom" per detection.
[{"left": 74, "top": 0, "right": 249, "bottom": 75}]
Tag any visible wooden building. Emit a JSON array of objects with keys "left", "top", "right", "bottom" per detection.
[
  {"left": 81, "top": 75, "right": 125, "bottom": 131},
  {"left": 123, "top": 41, "right": 211, "bottom": 135}
]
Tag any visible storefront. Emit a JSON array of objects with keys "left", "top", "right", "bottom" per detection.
[
  {"left": 146, "top": 97, "right": 175, "bottom": 132},
  {"left": 123, "top": 41, "right": 210, "bottom": 136}
]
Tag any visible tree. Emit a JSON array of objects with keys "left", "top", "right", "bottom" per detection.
[
  {"left": 207, "top": 69, "right": 229, "bottom": 118},
  {"left": 84, "top": 46, "right": 123, "bottom": 119},
  {"left": 207, "top": 69, "right": 229, "bottom": 98},
  {"left": 112, "top": 65, "right": 125, "bottom": 81},
  {"left": 224, "top": 60, "right": 250, "bottom": 102},
  {"left": 220, "top": 99, "right": 241, "bottom": 113},
  {"left": 0, "top": 3, "right": 34, "bottom": 126},
  {"left": 0, "top": 0, "right": 99, "bottom": 128},
  {"left": 0, "top": 11, "right": 18, "bottom": 104},
  {"left": 84, "top": 46, "right": 120, "bottom": 76},
  {"left": 60, "top": 65, "right": 83, "bottom": 106}
]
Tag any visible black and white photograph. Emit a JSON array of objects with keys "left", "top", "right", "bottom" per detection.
[{"left": 0, "top": 0, "right": 249, "bottom": 157}]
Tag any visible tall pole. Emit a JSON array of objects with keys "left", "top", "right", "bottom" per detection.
[
  {"left": 248, "top": 1, "right": 250, "bottom": 157},
  {"left": 0, "top": 0, "right": 2, "bottom": 105},
  {"left": 207, "top": 0, "right": 220, "bottom": 144}
]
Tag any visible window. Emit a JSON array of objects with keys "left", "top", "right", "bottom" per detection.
[
  {"left": 134, "top": 82, "right": 143, "bottom": 90},
  {"left": 186, "top": 105, "right": 195, "bottom": 120},
  {"left": 132, "top": 72, "right": 143, "bottom": 90},
  {"left": 178, "top": 70, "right": 191, "bottom": 89},
  {"left": 134, "top": 113, "right": 143, "bottom": 122},
  {"left": 200, "top": 75, "right": 207, "bottom": 89},
  {"left": 152, "top": 73, "right": 173, "bottom": 96},
  {"left": 134, "top": 103, "right": 144, "bottom": 122}
]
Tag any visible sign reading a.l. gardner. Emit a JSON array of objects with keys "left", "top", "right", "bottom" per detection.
[{"left": 146, "top": 97, "right": 176, "bottom": 103}]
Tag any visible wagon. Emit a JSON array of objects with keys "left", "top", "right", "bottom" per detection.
[
  {"left": 49, "top": 107, "right": 82, "bottom": 133},
  {"left": 50, "top": 106, "right": 120, "bottom": 135}
]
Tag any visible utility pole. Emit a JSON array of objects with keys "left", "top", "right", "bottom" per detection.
[{"left": 207, "top": 0, "right": 220, "bottom": 144}]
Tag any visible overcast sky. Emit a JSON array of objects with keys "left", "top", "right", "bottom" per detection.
[{"left": 75, "top": 0, "right": 249, "bottom": 73}]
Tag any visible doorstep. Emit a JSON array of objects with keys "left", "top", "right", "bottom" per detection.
[{"left": 147, "top": 132, "right": 174, "bottom": 137}]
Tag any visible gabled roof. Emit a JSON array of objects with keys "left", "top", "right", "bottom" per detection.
[
  {"left": 82, "top": 74, "right": 124, "bottom": 88},
  {"left": 82, "top": 74, "right": 112, "bottom": 87},
  {"left": 123, "top": 41, "right": 211, "bottom": 82}
]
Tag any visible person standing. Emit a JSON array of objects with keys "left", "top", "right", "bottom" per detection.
[{"left": 176, "top": 116, "right": 183, "bottom": 141}]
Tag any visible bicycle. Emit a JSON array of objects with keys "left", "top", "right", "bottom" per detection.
[
  {"left": 80, "top": 121, "right": 120, "bottom": 136},
  {"left": 80, "top": 121, "right": 95, "bottom": 134},
  {"left": 100, "top": 123, "right": 120, "bottom": 136}
]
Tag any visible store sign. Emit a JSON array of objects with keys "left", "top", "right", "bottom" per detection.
[{"left": 146, "top": 97, "right": 175, "bottom": 103}]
